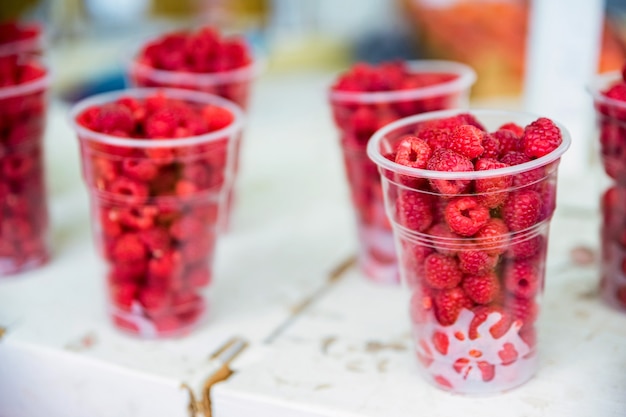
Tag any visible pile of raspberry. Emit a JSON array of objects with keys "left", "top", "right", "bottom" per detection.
[
  {"left": 131, "top": 27, "right": 253, "bottom": 108},
  {"left": 597, "top": 65, "right": 626, "bottom": 183},
  {"left": 0, "top": 21, "right": 41, "bottom": 53},
  {"left": 390, "top": 113, "right": 563, "bottom": 363},
  {"left": 331, "top": 61, "right": 459, "bottom": 148},
  {"left": 0, "top": 55, "right": 49, "bottom": 273},
  {"left": 77, "top": 92, "right": 235, "bottom": 334}
]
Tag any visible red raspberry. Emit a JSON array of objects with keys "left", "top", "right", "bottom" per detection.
[
  {"left": 424, "top": 253, "right": 463, "bottom": 289},
  {"left": 480, "top": 133, "right": 501, "bottom": 159},
  {"left": 498, "top": 342, "right": 519, "bottom": 365},
  {"left": 118, "top": 205, "right": 158, "bottom": 230},
  {"left": 170, "top": 215, "right": 206, "bottom": 241},
  {"left": 522, "top": 118, "right": 563, "bottom": 159},
  {"left": 499, "top": 151, "right": 545, "bottom": 188},
  {"left": 475, "top": 218, "right": 509, "bottom": 256},
  {"left": 396, "top": 190, "right": 433, "bottom": 232},
  {"left": 503, "top": 260, "right": 540, "bottom": 299},
  {"left": 112, "top": 233, "right": 148, "bottom": 262},
  {"left": 416, "top": 128, "right": 449, "bottom": 151},
  {"left": 462, "top": 271, "right": 501, "bottom": 304},
  {"left": 92, "top": 157, "right": 119, "bottom": 183},
  {"left": 93, "top": 104, "right": 135, "bottom": 135},
  {"left": 108, "top": 177, "right": 149, "bottom": 204},
  {"left": 432, "top": 332, "right": 449, "bottom": 355},
  {"left": 202, "top": 105, "right": 234, "bottom": 131},
  {"left": 182, "top": 233, "right": 215, "bottom": 263},
  {"left": 458, "top": 248, "right": 498, "bottom": 275},
  {"left": 100, "top": 209, "right": 122, "bottom": 238},
  {"left": 139, "top": 227, "right": 171, "bottom": 257},
  {"left": 139, "top": 287, "right": 170, "bottom": 316},
  {"left": 148, "top": 250, "right": 183, "bottom": 281},
  {"left": 426, "top": 148, "right": 473, "bottom": 194},
  {"left": 153, "top": 316, "right": 182, "bottom": 333},
  {"left": 477, "top": 361, "right": 495, "bottom": 382},
  {"left": 446, "top": 125, "right": 484, "bottom": 159},
  {"left": 417, "top": 113, "right": 485, "bottom": 133},
  {"left": 505, "top": 295, "right": 539, "bottom": 325},
  {"left": 121, "top": 159, "right": 158, "bottom": 182},
  {"left": 186, "top": 265, "right": 212, "bottom": 288},
  {"left": 3, "top": 155, "right": 34, "bottom": 179},
  {"left": 444, "top": 196, "right": 490, "bottom": 237},
  {"left": 110, "top": 282, "right": 138, "bottom": 311},
  {"left": 498, "top": 122, "right": 524, "bottom": 137},
  {"left": 468, "top": 305, "right": 512, "bottom": 340},
  {"left": 394, "top": 135, "right": 432, "bottom": 169},
  {"left": 492, "top": 128, "right": 521, "bottom": 156},
  {"left": 182, "top": 162, "right": 212, "bottom": 188},
  {"left": 109, "top": 261, "right": 147, "bottom": 283},
  {"left": 474, "top": 158, "right": 513, "bottom": 208},
  {"left": 434, "top": 287, "right": 473, "bottom": 326},
  {"left": 503, "top": 190, "right": 542, "bottom": 231},
  {"left": 506, "top": 234, "right": 543, "bottom": 260},
  {"left": 427, "top": 223, "right": 461, "bottom": 256}
]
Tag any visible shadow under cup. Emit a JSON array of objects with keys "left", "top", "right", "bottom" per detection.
[
  {"left": 70, "top": 88, "right": 244, "bottom": 338},
  {"left": 329, "top": 61, "right": 476, "bottom": 284},
  {"left": 367, "top": 109, "right": 570, "bottom": 394}
]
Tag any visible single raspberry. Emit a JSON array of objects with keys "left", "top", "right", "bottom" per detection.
[
  {"left": 434, "top": 287, "right": 473, "bottom": 326},
  {"left": 100, "top": 209, "right": 122, "bottom": 238},
  {"left": 108, "top": 177, "right": 149, "bottom": 203},
  {"left": 426, "top": 148, "right": 473, "bottom": 194},
  {"left": 2, "top": 155, "right": 33, "bottom": 179},
  {"left": 458, "top": 249, "right": 499, "bottom": 275},
  {"left": 462, "top": 271, "right": 501, "bottom": 304},
  {"left": 121, "top": 159, "right": 158, "bottom": 182},
  {"left": 492, "top": 128, "right": 521, "bottom": 156},
  {"left": 505, "top": 295, "right": 539, "bottom": 325},
  {"left": 481, "top": 133, "right": 501, "bottom": 159},
  {"left": 477, "top": 361, "right": 495, "bottom": 382},
  {"left": 498, "top": 342, "right": 519, "bottom": 365},
  {"left": 109, "top": 282, "right": 138, "bottom": 311},
  {"left": 394, "top": 135, "right": 432, "bottom": 169},
  {"left": 138, "top": 287, "right": 170, "bottom": 316},
  {"left": 139, "top": 227, "right": 171, "bottom": 257},
  {"left": 148, "top": 250, "right": 183, "bottom": 281},
  {"left": 474, "top": 158, "right": 513, "bottom": 208},
  {"left": 93, "top": 104, "right": 135, "bottom": 135},
  {"left": 498, "top": 122, "right": 524, "bottom": 137},
  {"left": 427, "top": 223, "right": 461, "bottom": 256},
  {"left": 506, "top": 234, "right": 543, "bottom": 260},
  {"left": 522, "top": 117, "right": 563, "bottom": 159},
  {"left": 153, "top": 316, "right": 181, "bottom": 333},
  {"left": 424, "top": 253, "right": 463, "bottom": 289},
  {"left": 432, "top": 331, "right": 449, "bottom": 355},
  {"left": 118, "top": 205, "right": 158, "bottom": 230},
  {"left": 503, "top": 260, "right": 540, "bottom": 299},
  {"left": 499, "top": 151, "right": 545, "bottom": 188},
  {"left": 182, "top": 162, "right": 212, "bottom": 189},
  {"left": 396, "top": 190, "right": 433, "bottom": 232},
  {"left": 170, "top": 215, "right": 206, "bottom": 241},
  {"left": 444, "top": 196, "right": 490, "bottom": 237},
  {"left": 503, "top": 190, "right": 542, "bottom": 231},
  {"left": 446, "top": 125, "right": 484, "bottom": 159},
  {"left": 109, "top": 261, "right": 146, "bottom": 283},
  {"left": 202, "top": 105, "right": 234, "bottom": 131},
  {"left": 112, "top": 233, "right": 148, "bottom": 262},
  {"left": 416, "top": 128, "right": 449, "bottom": 151},
  {"left": 475, "top": 219, "right": 509, "bottom": 256},
  {"left": 468, "top": 305, "right": 512, "bottom": 339}
]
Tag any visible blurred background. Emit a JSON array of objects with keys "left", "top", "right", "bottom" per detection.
[{"left": 3, "top": 0, "right": 626, "bottom": 102}]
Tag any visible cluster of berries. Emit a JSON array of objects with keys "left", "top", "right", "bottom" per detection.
[
  {"left": 130, "top": 27, "right": 254, "bottom": 109},
  {"left": 0, "top": 55, "right": 49, "bottom": 273},
  {"left": 385, "top": 113, "right": 563, "bottom": 384},
  {"left": 0, "top": 21, "right": 42, "bottom": 56},
  {"left": 77, "top": 92, "right": 236, "bottom": 335}
]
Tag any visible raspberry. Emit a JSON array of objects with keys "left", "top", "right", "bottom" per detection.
[
  {"left": 492, "top": 128, "right": 521, "bottom": 156},
  {"left": 138, "top": 287, "right": 170, "bottom": 316},
  {"left": 468, "top": 305, "right": 512, "bottom": 339},
  {"left": 108, "top": 177, "right": 149, "bottom": 204},
  {"left": 110, "top": 283, "right": 138, "bottom": 311},
  {"left": 474, "top": 158, "right": 512, "bottom": 208},
  {"left": 182, "top": 162, "right": 212, "bottom": 188},
  {"left": 444, "top": 196, "right": 490, "bottom": 237},
  {"left": 148, "top": 250, "right": 183, "bottom": 280},
  {"left": 202, "top": 105, "right": 234, "bottom": 131},
  {"left": 506, "top": 234, "right": 543, "bottom": 259},
  {"left": 427, "top": 223, "right": 461, "bottom": 256},
  {"left": 462, "top": 271, "right": 501, "bottom": 304},
  {"left": 434, "top": 287, "right": 473, "bottom": 326},
  {"left": 503, "top": 190, "right": 542, "bottom": 231},
  {"left": 396, "top": 190, "right": 433, "bottom": 232},
  {"left": 118, "top": 205, "right": 158, "bottom": 230},
  {"left": 498, "top": 122, "right": 524, "bottom": 137},
  {"left": 505, "top": 295, "right": 539, "bottom": 325},
  {"left": 170, "top": 215, "right": 206, "bottom": 241},
  {"left": 93, "top": 104, "right": 135, "bottom": 135},
  {"left": 480, "top": 133, "right": 501, "bottom": 159},
  {"left": 498, "top": 342, "right": 519, "bottom": 365},
  {"left": 139, "top": 227, "right": 171, "bottom": 257},
  {"left": 432, "top": 331, "right": 449, "bottom": 355},
  {"left": 109, "top": 261, "right": 146, "bottom": 283},
  {"left": 424, "top": 253, "right": 463, "bottom": 289},
  {"left": 426, "top": 148, "right": 473, "bottom": 194},
  {"left": 503, "top": 260, "right": 540, "bottom": 299},
  {"left": 186, "top": 265, "right": 212, "bottom": 288},
  {"left": 499, "top": 151, "right": 545, "bottom": 188},
  {"left": 394, "top": 135, "right": 432, "bottom": 169},
  {"left": 458, "top": 249, "right": 498, "bottom": 275},
  {"left": 416, "top": 128, "right": 449, "bottom": 151},
  {"left": 475, "top": 218, "right": 509, "bottom": 256},
  {"left": 121, "top": 159, "right": 158, "bottom": 182},
  {"left": 446, "top": 125, "right": 484, "bottom": 159},
  {"left": 477, "top": 362, "right": 495, "bottom": 382},
  {"left": 182, "top": 233, "right": 215, "bottom": 263},
  {"left": 522, "top": 117, "right": 563, "bottom": 159},
  {"left": 112, "top": 233, "right": 148, "bottom": 263}
]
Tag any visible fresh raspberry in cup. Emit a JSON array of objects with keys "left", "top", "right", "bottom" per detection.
[
  {"left": 72, "top": 89, "right": 244, "bottom": 337},
  {"left": 329, "top": 61, "right": 476, "bottom": 284},
  {"left": 367, "top": 109, "right": 570, "bottom": 394},
  {"left": 0, "top": 55, "right": 50, "bottom": 276},
  {"left": 0, "top": 21, "right": 43, "bottom": 57}
]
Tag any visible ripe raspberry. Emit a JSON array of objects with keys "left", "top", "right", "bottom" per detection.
[
  {"left": 468, "top": 305, "right": 512, "bottom": 340},
  {"left": 505, "top": 295, "right": 539, "bottom": 325},
  {"left": 202, "top": 105, "right": 234, "bottom": 131},
  {"left": 121, "top": 159, "right": 158, "bottom": 182},
  {"left": 426, "top": 148, "right": 473, "bottom": 194},
  {"left": 118, "top": 205, "right": 158, "bottom": 230},
  {"left": 110, "top": 282, "right": 138, "bottom": 311},
  {"left": 396, "top": 190, "right": 433, "bottom": 232},
  {"left": 434, "top": 287, "right": 473, "bottom": 326},
  {"left": 446, "top": 125, "right": 484, "bottom": 159},
  {"left": 481, "top": 133, "right": 501, "bottom": 159},
  {"left": 498, "top": 122, "right": 524, "bottom": 137},
  {"left": 503, "top": 260, "right": 540, "bottom": 299},
  {"left": 499, "top": 151, "right": 546, "bottom": 188},
  {"left": 503, "top": 190, "right": 542, "bottom": 231},
  {"left": 109, "top": 261, "right": 146, "bottom": 283},
  {"left": 444, "top": 196, "right": 490, "bottom": 237},
  {"left": 182, "top": 233, "right": 215, "bottom": 263},
  {"left": 492, "top": 128, "right": 521, "bottom": 156},
  {"left": 427, "top": 223, "right": 461, "bottom": 256},
  {"left": 138, "top": 287, "right": 170, "bottom": 315},
  {"left": 474, "top": 158, "right": 513, "bottom": 208},
  {"left": 498, "top": 342, "right": 519, "bottom": 365},
  {"left": 475, "top": 218, "right": 509, "bottom": 256},
  {"left": 139, "top": 227, "right": 171, "bottom": 257},
  {"left": 522, "top": 117, "right": 563, "bottom": 159},
  {"left": 170, "top": 215, "right": 206, "bottom": 241},
  {"left": 112, "top": 233, "right": 148, "bottom": 262},
  {"left": 417, "top": 113, "right": 485, "bottom": 132},
  {"left": 458, "top": 248, "right": 499, "bottom": 275},
  {"left": 477, "top": 361, "right": 495, "bottom": 382},
  {"left": 519, "top": 325, "right": 537, "bottom": 350},
  {"left": 108, "top": 177, "right": 149, "bottom": 204},
  {"left": 93, "top": 104, "right": 135, "bottom": 135},
  {"left": 424, "top": 253, "right": 463, "bottom": 289},
  {"left": 394, "top": 135, "right": 432, "bottom": 169},
  {"left": 506, "top": 234, "right": 543, "bottom": 260},
  {"left": 416, "top": 128, "right": 449, "bottom": 151},
  {"left": 462, "top": 271, "right": 501, "bottom": 304},
  {"left": 432, "top": 331, "right": 449, "bottom": 355},
  {"left": 148, "top": 250, "right": 183, "bottom": 281}
]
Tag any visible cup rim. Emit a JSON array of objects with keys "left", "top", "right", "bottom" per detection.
[
  {"left": 367, "top": 108, "right": 571, "bottom": 180},
  {"left": 587, "top": 70, "right": 626, "bottom": 110},
  {"left": 328, "top": 60, "right": 476, "bottom": 104},
  {"left": 0, "top": 61, "right": 50, "bottom": 100},
  {"left": 68, "top": 87, "right": 246, "bottom": 148}
]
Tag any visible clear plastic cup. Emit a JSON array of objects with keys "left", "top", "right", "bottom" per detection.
[
  {"left": 0, "top": 57, "right": 50, "bottom": 276},
  {"left": 128, "top": 52, "right": 259, "bottom": 230},
  {"left": 70, "top": 88, "right": 245, "bottom": 338},
  {"left": 589, "top": 71, "right": 626, "bottom": 311},
  {"left": 367, "top": 109, "right": 570, "bottom": 394},
  {"left": 329, "top": 61, "right": 476, "bottom": 284}
]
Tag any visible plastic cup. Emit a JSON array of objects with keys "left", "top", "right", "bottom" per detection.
[
  {"left": 70, "top": 88, "right": 245, "bottom": 338},
  {"left": 589, "top": 71, "right": 626, "bottom": 310},
  {"left": 0, "top": 57, "right": 50, "bottom": 276},
  {"left": 0, "top": 22, "right": 44, "bottom": 57},
  {"left": 128, "top": 51, "right": 259, "bottom": 230},
  {"left": 329, "top": 61, "right": 476, "bottom": 284},
  {"left": 367, "top": 109, "right": 570, "bottom": 394}
]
